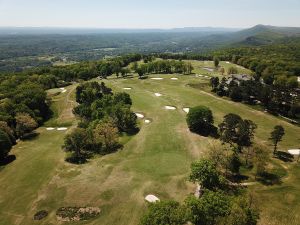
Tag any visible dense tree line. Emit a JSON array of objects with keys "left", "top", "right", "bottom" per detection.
[
  {"left": 214, "top": 37, "right": 300, "bottom": 78},
  {"left": 135, "top": 59, "right": 193, "bottom": 77},
  {"left": 63, "top": 82, "right": 137, "bottom": 163},
  {"left": 210, "top": 75, "right": 300, "bottom": 120}
]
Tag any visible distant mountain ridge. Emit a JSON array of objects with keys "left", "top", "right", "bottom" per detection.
[
  {"left": 1, "top": 25, "right": 300, "bottom": 47},
  {"left": 229, "top": 24, "right": 300, "bottom": 45},
  {"left": 0, "top": 26, "right": 241, "bottom": 35}
]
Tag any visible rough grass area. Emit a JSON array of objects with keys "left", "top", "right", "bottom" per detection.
[{"left": 0, "top": 61, "right": 299, "bottom": 225}]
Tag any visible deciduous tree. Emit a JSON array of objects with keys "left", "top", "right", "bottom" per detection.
[
  {"left": 15, "top": 113, "right": 38, "bottom": 138},
  {"left": 269, "top": 125, "right": 285, "bottom": 155},
  {"left": 0, "top": 129, "right": 12, "bottom": 160},
  {"left": 186, "top": 106, "right": 215, "bottom": 136},
  {"left": 94, "top": 120, "right": 119, "bottom": 153}
]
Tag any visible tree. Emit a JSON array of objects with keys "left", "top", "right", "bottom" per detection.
[
  {"left": 214, "top": 57, "right": 220, "bottom": 68},
  {"left": 0, "top": 129, "right": 12, "bottom": 160},
  {"left": 261, "top": 68, "right": 274, "bottom": 85},
  {"left": 269, "top": 125, "right": 285, "bottom": 155},
  {"left": 219, "top": 114, "right": 257, "bottom": 152},
  {"left": 64, "top": 128, "right": 89, "bottom": 160},
  {"left": 253, "top": 145, "right": 269, "bottom": 179},
  {"left": 229, "top": 87, "right": 243, "bottom": 102},
  {"left": 15, "top": 113, "right": 38, "bottom": 138},
  {"left": 228, "top": 67, "right": 238, "bottom": 75},
  {"left": 136, "top": 67, "right": 145, "bottom": 79},
  {"left": 220, "top": 67, "right": 225, "bottom": 75},
  {"left": 185, "top": 191, "right": 231, "bottom": 225},
  {"left": 228, "top": 152, "right": 242, "bottom": 175},
  {"left": 221, "top": 196, "right": 259, "bottom": 225},
  {"left": 131, "top": 61, "right": 138, "bottom": 72},
  {"left": 206, "top": 143, "right": 230, "bottom": 173},
  {"left": 210, "top": 77, "right": 220, "bottom": 92},
  {"left": 110, "top": 104, "right": 137, "bottom": 132},
  {"left": 189, "top": 159, "right": 222, "bottom": 190},
  {"left": 186, "top": 62, "right": 194, "bottom": 74},
  {"left": 186, "top": 106, "right": 215, "bottom": 136},
  {"left": 140, "top": 201, "right": 188, "bottom": 225},
  {"left": 93, "top": 120, "right": 119, "bottom": 153},
  {"left": 0, "top": 121, "right": 16, "bottom": 144}
]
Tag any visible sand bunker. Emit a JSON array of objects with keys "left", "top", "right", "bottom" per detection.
[
  {"left": 165, "top": 106, "right": 176, "bottom": 110},
  {"left": 203, "top": 67, "right": 214, "bottom": 72},
  {"left": 57, "top": 127, "right": 68, "bottom": 131},
  {"left": 60, "top": 88, "right": 65, "bottom": 91},
  {"left": 288, "top": 149, "right": 300, "bottom": 155},
  {"left": 204, "top": 76, "right": 210, "bottom": 78},
  {"left": 46, "top": 127, "right": 55, "bottom": 131},
  {"left": 145, "top": 195, "right": 160, "bottom": 203},
  {"left": 183, "top": 108, "right": 190, "bottom": 113},
  {"left": 62, "top": 90, "right": 67, "bottom": 93},
  {"left": 171, "top": 78, "right": 178, "bottom": 80},
  {"left": 151, "top": 78, "right": 164, "bottom": 80},
  {"left": 123, "top": 87, "right": 132, "bottom": 90},
  {"left": 135, "top": 113, "right": 145, "bottom": 119},
  {"left": 145, "top": 119, "right": 151, "bottom": 124},
  {"left": 226, "top": 61, "right": 230, "bottom": 64},
  {"left": 154, "top": 93, "right": 162, "bottom": 97}
]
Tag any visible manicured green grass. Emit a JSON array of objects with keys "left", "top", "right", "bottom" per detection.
[
  {"left": 45, "top": 84, "right": 78, "bottom": 127},
  {"left": 0, "top": 62, "right": 299, "bottom": 225},
  {"left": 186, "top": 60, "right": 252, "bottom": 78}
]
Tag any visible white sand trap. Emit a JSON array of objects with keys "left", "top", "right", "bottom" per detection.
[
  {"left": 151, "top": 78, "right": 164, "bottom": 80},
  {"left": 288, "top": 149, "right": 300, "bottom": 155},
  {"left": 183, "top": 108, "right": 190, "bottom": 113},
  {"left": 46, "top": 127, "right": 55, "bottom": 131},
  {"left": 154, "top": 93, "right": 162, "bottom": 97},
  {"left": 171, "top": 77, "right": 178, "bottom": 80},
  {"left": 226, "top": 61, "right": 230, "bottom": 64},
  {"left": 57, "top": 127, "right": 68, "bottom": 131},
  {"left": 204, "top": 76, "right": 210, "bottom": 78},
  {"left": 135, "top": 113, "right": 145, "bottom": 119},
  {"left": 165, "top": 106, "right": 176, "bottom": 110},
  {"left": 60, "top": 88, "right": 65, "bottom": 90},
  {"left": 203, "top": 67, "right": 214, "bottom": 72},
  {"left": 145, "top": 195, "right": 160, "bottom": 203},
  {"left": 62, "top": 90, "right": 67, "bottom": 93},
  {"left": 145, "top": 119, "right": 151, "bottom": 124},
  {"left": 123, "top": 87, "right": 132, "bottom": 90}
]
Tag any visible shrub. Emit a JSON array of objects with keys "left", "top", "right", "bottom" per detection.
[{"left": 33, "top": 210, "right": 48, "bottom": 220}]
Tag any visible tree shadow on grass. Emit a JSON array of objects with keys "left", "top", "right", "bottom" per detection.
[
  {"left": 189, "top": 125, "right": 220, "bottom": 139},
  {"left": 256, "top": 172, "right": 282, "bottom": 186},
  {"left": 65, "top": 155, "right": 88, "bottom": 164},
  {"left": 275, "top": 151, "right": 294, "bottom": 162},
  {"left": 126, "top": 127, "right": 140, "bottom": 136},
  {"left": 0, "top": 155, "right": 16, "bottom": 166},
  {"left": 227, "top": 174, "right": 249, "bottom": 183},
  {"left": 21, "top": 132, "right": 40, "bottom": 141}
]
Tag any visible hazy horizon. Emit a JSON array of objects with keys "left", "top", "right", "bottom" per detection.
[{"left": 0, "top": 0, "right": 300, "bottom": 29}]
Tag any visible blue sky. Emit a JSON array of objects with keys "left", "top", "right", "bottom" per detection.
[{"left": 0, "top": 0, "right": 300, "bottom": 28}]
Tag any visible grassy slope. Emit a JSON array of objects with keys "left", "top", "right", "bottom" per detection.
[
  {"left": 186, "top": 60, "right": 252, "bottom": 77},
  {"left": 0, "top": 62, "right": 299, "bottom": 225}
]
